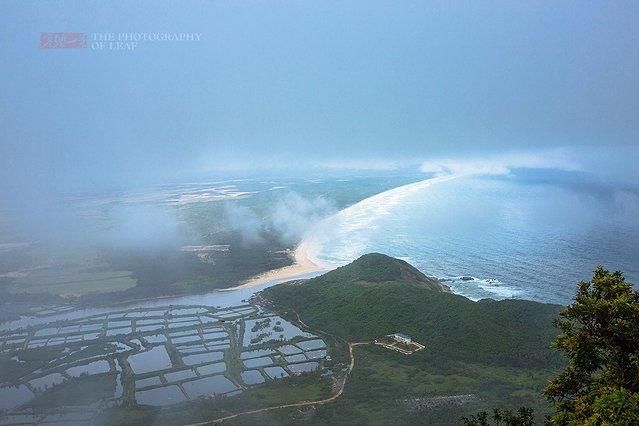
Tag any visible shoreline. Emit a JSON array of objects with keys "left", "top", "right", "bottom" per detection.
[
  {"left": 5, "top": 175, "right": 457, "bottom": 316},
  {"left": 226, "top": 174, "right": 461, "bottom": 292},
  {"left": 220, "top": 239, "right": 327, "bottom": 291}
]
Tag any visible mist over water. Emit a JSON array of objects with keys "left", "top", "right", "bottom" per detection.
[
  {"left": 1, "top": 1, "right": 638, "bottom": 421},
  {"left": 304, "top": 170, "right": 639, "bottom": 304},
  {"left": 1, "top": 169, "right": 637, "bottom": 328}
]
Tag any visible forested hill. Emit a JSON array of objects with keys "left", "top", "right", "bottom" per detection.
[
  {"left": 263, "top": 252, "right": 563, "bottom": 371},
  {"left": 305, "top": 252, "right": 449, "bottom": 292},
  {"left": 259, "top": 253, "right": 566, "bottom": 422}
]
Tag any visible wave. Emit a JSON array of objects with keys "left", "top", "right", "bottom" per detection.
[
  {"left": 295, "top": 169, "right": 639, "bottom": 304},
  {"left": 442, "top": 276, "right": 522, "bottom": 300},
  {"left": 297, "top": 173, "right": 525, "bottom": 301},
  {"left": 300, "top": 174, "right": 460, "bottom": 267}
]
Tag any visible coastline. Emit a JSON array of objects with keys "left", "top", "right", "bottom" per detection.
[
  {"left": 220, "top": 239, "right": 327, "bottom": 291},
  {"left": 227, "top": 174, "right": 461, "bottom": 292}
]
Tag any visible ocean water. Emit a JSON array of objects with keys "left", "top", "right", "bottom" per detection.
[
  {"left": 304, "top": 171, "right": 639, "bottom": 304},
  {"left": 2, "top": 171, "right": 637, "bottom": 333}
]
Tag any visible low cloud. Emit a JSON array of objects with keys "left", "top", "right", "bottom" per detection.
[
  {"left": 107, "top": 204, "right": 183, "bottom": 250},
  {"left": 420, "top": 149, "right": 582, "bottom": 177},
  {"left": 223, "top": 204, "right": 265, "bottom": 245},
  {"left": 222, "top": 192, "right": 336, "bottom": 246},
  {"left": 314, "top": 159, "right": 406, "bottom": 171},
  {"left": 269, "top": 192, "right": 336, "bottom": 243}
]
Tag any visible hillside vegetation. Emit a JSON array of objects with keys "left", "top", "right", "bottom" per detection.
[
  {"left": 259, "top": 253, "right": 565, "bottom": 423},
  {"left": 304, "top": 252, "right": 448, "bottom": 291}
]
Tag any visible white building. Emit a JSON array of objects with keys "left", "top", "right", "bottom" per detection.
[{"left": 392, "top": 333, "right": 412, "bottom": 344}]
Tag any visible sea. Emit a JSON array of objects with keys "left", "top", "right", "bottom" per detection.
[
  {"left": 303, "top": 169, "right": 639, "bottom": 305},
  {"left": 2, "top": 168, "right": 638, "bottom": 332}
]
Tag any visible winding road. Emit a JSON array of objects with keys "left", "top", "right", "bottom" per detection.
[{"left": 185, "top": 312, "right": 369, "bottom": 425}]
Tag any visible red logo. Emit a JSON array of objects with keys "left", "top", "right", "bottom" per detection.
[{"left": 40, "top": 33, "right": 87, "bottom": 49}]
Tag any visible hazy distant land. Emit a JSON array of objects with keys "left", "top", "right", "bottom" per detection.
[{"left": 0, "top": 176, "right": 420, "bottom": 316}]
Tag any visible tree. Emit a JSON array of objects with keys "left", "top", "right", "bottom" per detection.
[
  {"left": 545, "top": 266, "right": 639, "bottom": 424},
  {"left": 461, "top": 411, "right": 489, "bottom": 426},
  {"left": 461, "top": 407, "right": 535, "bottom": 425}
]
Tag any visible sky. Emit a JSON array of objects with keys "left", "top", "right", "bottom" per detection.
[{"left": 1, "top": 0, "right": 639, "bottom": 199}]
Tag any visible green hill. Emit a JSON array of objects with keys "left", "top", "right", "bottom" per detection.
[
  {"left": 305, "top": 252, "right": 448, "bottom": 291},
  {"left": 259, "top": 253, "right": 565, "bottom": 424}
]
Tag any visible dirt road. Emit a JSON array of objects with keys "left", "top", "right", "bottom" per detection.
[{"left": 185, "top": 313, "right": 369, "bottom": 425}]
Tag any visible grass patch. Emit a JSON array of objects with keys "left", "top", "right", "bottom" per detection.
[
  {"left": 8, "top": 271, "right": 137, "bottom": 296},
  {"left": 26, "top": 373, "right": 117, "bottom": 408},
  {"left": 95, "top": 374, "right": 332, "bottom": 425}
]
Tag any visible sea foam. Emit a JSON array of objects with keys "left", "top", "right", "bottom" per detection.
[
  {"left": 301, "top": 175, "right": 460, "bottom": 267},
  {"left": 298, "top": 172, "right": 639, "bottom": 304}
]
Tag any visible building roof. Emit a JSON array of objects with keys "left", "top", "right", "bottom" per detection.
[{"left": 393, "top": 333, "right": 411, "bottom": 340}]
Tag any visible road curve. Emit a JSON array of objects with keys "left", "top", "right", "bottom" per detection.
[{"left": 184, "top": 312, "right": 368, "bottom": 425}]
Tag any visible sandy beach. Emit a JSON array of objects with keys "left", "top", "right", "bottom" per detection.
[
  {"left": 222, "top": 239, "right": 326, "bottom": 291},
  {"left": 228, "top": 175, "right": 459, "bottom": 292}
]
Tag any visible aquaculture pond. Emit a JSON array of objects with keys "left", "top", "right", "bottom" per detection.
[{"left": 0, "top": 302, "right": 331, "bottom": 424}]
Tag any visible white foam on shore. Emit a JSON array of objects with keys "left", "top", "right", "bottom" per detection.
[
  {"left": 300, "top": 174, "right": 461, "bottom": 267},
  {"left": 297, "top": 173, "right": 527, "bottom": 301},
  {"left": 443, "top": 276, "right": 523, "bottom": 300}
]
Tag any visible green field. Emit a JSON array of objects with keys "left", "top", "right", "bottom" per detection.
[
  {"left": 7, "top": 270, "right": 136, "bottom": 296},
  {"left": 0, "top": 245, "right": 137, "bottom": 297}
]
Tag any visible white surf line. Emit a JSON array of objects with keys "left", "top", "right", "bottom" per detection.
[
  {"left": 229, "top": 174, "right": 463, "bottom": 290},
  {"left": 222, "top": 238, "right": 325, "bottom": 291},
  {"left": 301, "top": 173, "right": 463, "bottom": 266}
]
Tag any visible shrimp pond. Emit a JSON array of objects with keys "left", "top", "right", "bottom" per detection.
[{"left": 0, "top": 302, "right": 335, "bottom": 424}]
